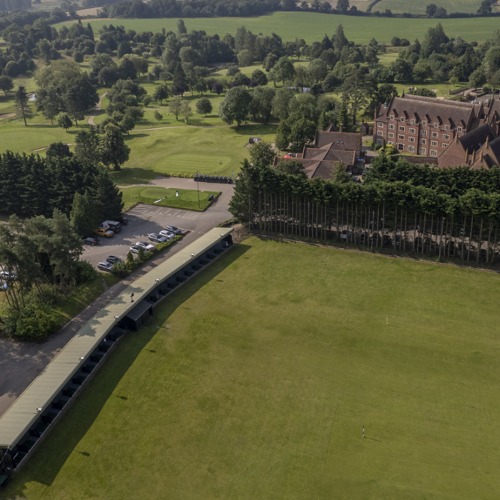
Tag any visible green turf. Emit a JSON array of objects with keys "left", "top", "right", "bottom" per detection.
[
  {"left": 5, "top": 237, "right": 500, "bottom": 499},
  {"left": 151, "top": 153, "right": 233, "bottom": 176},
  {"left": 54, "top": 12, "right": 500, "bottom": 45},
  {"left": 120, "top": 186, "right": 220, "bottom": 211},
  {"left": 376, "top": 0, "right": 500, "bottom": 15}
]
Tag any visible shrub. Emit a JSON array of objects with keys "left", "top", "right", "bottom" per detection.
[
  {"left": 6, "top": 302, "right": 59, "bottom": 341},
  {"left": 74, "top": 260, "right": 98, "bottom": 284},
  {"left": 137, "top": 245, "right": 145, "bottom": 261},
  {"left": 111, "top": 260, "right": 130, "bottom": 278}
]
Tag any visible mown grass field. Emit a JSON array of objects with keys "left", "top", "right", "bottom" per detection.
[
  {"left": 4, "top": 237, "right": 500, "bottom": 499},
  {"left": 376, "top": 0, "right": 500, "bottom": 15},
  {"left": 55, "top": 12, "right": 500, "bottom": 45},
  {"left": 120, "top": 186, "right": 220, "bottom": 211}
]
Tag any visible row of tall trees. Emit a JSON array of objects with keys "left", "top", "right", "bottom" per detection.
[{"left": 230, "top": 157, "right": 500, "bottom": 264}]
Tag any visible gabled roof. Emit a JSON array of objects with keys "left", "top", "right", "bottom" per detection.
[
  {"left": 315, "top": 131, "right": 361, "bottom": 151},
  {"left": 459, "top": 123, "right": 496, "bottom": 154},
  {"left": 375, "top": 94, "right": 475, "bottom": 128}
]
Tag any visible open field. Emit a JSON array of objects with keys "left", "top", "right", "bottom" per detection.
[
  {"left": 376, "top": 0, "right": 500, "bottom": 15},
  {"left": 120, "top": 186, "right": 220, "bottom": 211},
  {"left": 112, "top": 124, "right": 277, "bottom": 184},
  {"left": 54, "top": 12, "right": 500, "bottom": 45},
  {"left": 4, "top": 237, "right": 500, "bottom": 499}
]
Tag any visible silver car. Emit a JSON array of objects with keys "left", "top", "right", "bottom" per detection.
[
  {"left": 136, "top": 241, "right": 155, "bottom": 251},
  {"left": 159, "top": 230, "right": 175, "bottom": 240},
  {"left": 148, "top": 233, "right": 167, "bottom": 243}
]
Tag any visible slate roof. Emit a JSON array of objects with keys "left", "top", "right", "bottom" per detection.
[
  {"left": 459, "top": 124, "right": 496, "bottom": 153},
  {"left": 376, "top": 94, "right": 475, "bottom": 130},
  {"left": 315, "top": 131, "right": 361, "bottom": 151}
]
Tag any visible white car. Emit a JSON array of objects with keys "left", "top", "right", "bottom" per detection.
[
  {"left": 0, "top": 271, "right": 17, "bottom": 280},
  {"left": 159, "top": 230, "right": 175, "bottom": 240},
  {"left": 136, "top": 241, "right": 155, "bottom": 251},
  {"left": 148, "top": 233, "right": 167, "bottom": 243}
]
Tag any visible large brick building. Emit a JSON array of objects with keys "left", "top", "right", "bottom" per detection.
[
  {"left": 374, "top": 93, "right": 500, "bottom": 169},
  {"left": 373, "top": 93, "right": 481, "bottom": 157}
]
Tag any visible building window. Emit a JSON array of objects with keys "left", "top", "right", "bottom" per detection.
[
  {"left": 442, "top": 143, "right": 448, "bottom": 148},
  {"left": 420, "top": 139, "right": 427, "bottom": 145},
  {"left": 388, "top": 141, "right": 394, "bottom": 145},
  {"left": 377, "top": 139, "right": 383, "bottom": 145},
  {"left": 431, "top": 150, "right": 437, "bottom": 157},
  {"left": 411, "top": 119, "right": 415, "bottom": 124},
  {"left": 389, "top": 124, "right": 394, "bottom": 130},
  {"left": 408, "top": 146, "right": 415, "bottom": 152},
  {"left": 400, "top": 117, "right": 405, "bottom": 122},
  {"left": 388, "top": 133, "right": 394, "bottom": 138},
  {"left": 409, "top": 128, "right": 415, "bottom": 134},
  {"left": 377, "top": 131, "right": 383, "bottom": 136},
  {"left": 421, "top": 130, "right": 427, "bottom": 136},
  {"left": 423, "top": 121, "right": 427, "bottom": 126},
  {"left": 458, "top": 127, "right": 462, "bottom": 132},
  {"left": 432, "top": 132, "right": 438, "bottom": 138},
  {"left": 398, "top": 144, "right": 404, "bottom": 151},
  {"left": 419, "top": 148, "right": 426, "bottom": 154},
  {"left": 399, "top": 135, "right": 405, "bottom": 140},
  {"left": 445, "top": 125, "right": 450, "bottom": 130},
  {"left": 409, "top": 137, "right": 415, "bottom": 143},
  {"left": 377, "top": 122, "right": 383, "bottom": 127},
  {"left": 399, "top": 126, "right": 405, "bottom": 131},
  {"left": 431, "top": 141, "right": 438, "bottom": 146},
  {"left": 443, "top": 134, "right": 450, "bottom": 140},
  {"left": 434, "top": 123, "right": 438, "bottom": 128},
  {"left": 390, "top": 115, "right": 394, "bottom": 120}
]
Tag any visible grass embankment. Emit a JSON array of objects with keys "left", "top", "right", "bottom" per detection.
[
  {"left": 5, "top": 237, "right": 500, "bottom": 499},
  {"left": 0, "top": 273, "right": 120, "bottom": 335},
  {"left": 120, "top": 186, "right": 220, "bottom": 211},
  {"left": 375, "top": 0, "right": 499, "bottom": 15},
  {"left": 54, "top": 12, "right": 500, "bottom": 45}
]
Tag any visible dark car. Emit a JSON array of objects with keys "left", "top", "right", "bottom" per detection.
[
  {"left": 83, "top": 237, "right": 99, "bottom": 246},
  {"left": 116, "top": 216, "right": 128, "bottom": 226},
  {"left": 106, "top": 256, "right": 121, "bottom": 264},
  {"left": 97, "top": 261, "right": 113, "bottom": 272}
]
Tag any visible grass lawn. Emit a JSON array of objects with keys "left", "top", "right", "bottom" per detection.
[
  {"left": 5, "top": 237, "right": 500, "bottom": 499},
  {"left": 120, "top": 186, "right": 220, "bottom": 211},
  {"left": 54, "top": 12, "right": 500, "bottom": 45},
  {"left": 112, "top": 124, "right": 277, "bottom": 183},
  {"left": 376, "top": 0, "right": 500, "bottom": 15}
]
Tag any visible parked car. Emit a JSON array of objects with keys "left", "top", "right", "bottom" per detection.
[
  {"left": 0, "top": 271, "right": 17, "bottom": 280},
  {"left": 106, "top": 256, "right": 121, "bottom": 264},
  {"left": 116, "top": 216, "right": 128, "bottom": 226},
  {"left": 159, "top": 230, "right": 175, "bottom": 240},
  {"left": 97, "top": 261, "right": 113, "bottom": 272},
  {"left": 129, "top": 245, "right": 141, "bottom": 254},
  {"left": 165, "top": 225, "right": 182, "bottom": 235},
  {"left": 101, "top": 220, "right": 122, "bottom": 233},
  {"left": 148, "top": 233, "right": 167, "bottom": 243},
  {"left": 340, "top": 230, "right": 351, "bottom": 240},
  {"left": 95, "top": 228, "right": 114, "bottom": 238},
  {"left": 136, "top": 241, "right": 155, "bottom": 251},
  {"left": 83, "top": 237, "right": 99, "bottom": 246}
]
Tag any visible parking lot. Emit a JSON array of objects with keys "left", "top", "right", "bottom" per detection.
[{"left": 83, "top": 196, "right": 232, "bottom": 267}]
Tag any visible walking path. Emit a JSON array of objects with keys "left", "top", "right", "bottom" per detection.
[{"left": 88, "top": 92, "right": 108, "bottom": 125}]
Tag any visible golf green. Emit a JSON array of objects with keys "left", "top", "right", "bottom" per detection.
[{"left": 5, "top": 237, "right": 500, "bottom": 499}]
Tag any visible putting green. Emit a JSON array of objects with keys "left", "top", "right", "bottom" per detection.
[{"left": 151, "top": 153, "right": 234, "bottom": 176}]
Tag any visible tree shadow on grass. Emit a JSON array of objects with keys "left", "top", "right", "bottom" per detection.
[{"left": 5, "top": 243, "right": 251, "bottom": 495}]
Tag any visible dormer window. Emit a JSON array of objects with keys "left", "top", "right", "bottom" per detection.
[
  {"left": 445, "top": 125, "right": 450, "bottom": 130},
  {"left": 390, "top": 115, "right": 394, "bottom": 120},
  {"left": 400, "top": 117, "right": 405, "bottom": 122},
  {"left": 411, "top": 119, "right": 415, "bottom": 124},
  {"left": 434, "top": 123, "right": 438, "bottom": 128},
  {"left": 423, "top": 121, "right": 427, "bottom": 126},
  {"left": 458, "top": 127, "right": 463, "bottom": 132}
]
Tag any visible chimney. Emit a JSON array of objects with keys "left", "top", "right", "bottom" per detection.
[{"left": 339, "top": 122, "right": 343, "bottom": 133}]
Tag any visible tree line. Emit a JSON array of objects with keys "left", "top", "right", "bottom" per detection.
[
  {"left": 0, "top": 147, "right": 123, "bottom": 221},
  {"left": 230, "top": 155, "right": 500, "bottom": 264}
]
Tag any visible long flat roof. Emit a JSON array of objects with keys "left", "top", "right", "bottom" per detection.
[{"left": 0, "top": 228, "right": 233, "bottom": 449}]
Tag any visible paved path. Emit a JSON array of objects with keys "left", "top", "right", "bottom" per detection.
[
  {"left": 0, "top": 183, "right": 233, "bottom": 418},
  {"left": 88, "top": 92, "right": 108, "bottom": 126}
]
